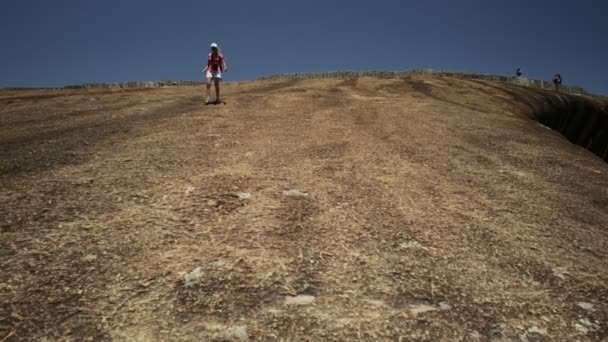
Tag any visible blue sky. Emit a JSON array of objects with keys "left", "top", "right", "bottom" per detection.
[{"left": 1, "top": 0, "right": 607, "bottom": 94}]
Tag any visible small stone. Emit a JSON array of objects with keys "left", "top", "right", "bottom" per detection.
[
  {"left": 235, "top": 192, "right": 252, "bottom": 200},
  {"left": 224, "top": 325, "right": 249, "bottom": 341},
  {"left": 285, "top": 295, "right": 316, "bottom": 305},
  {"left": 210, "top": 259, "right": 226, "bottom": 269},
  {"left": 245, "top": 152, "right": 254, "bottom": 157},
  {"left": 575, "top": 318, "right": 600, "bottom": 335},
  {"left": 469, "top": 331, "right": 483, "bottom": 339},
  {"left": 185, "top": 185, "right": 195, "bottom": 196},
  {"left": 409, "top": 303, "right": 437, "bottom": 315},
  {"left": 84, "top": 254, "right": 97, "bottom": 262},
  {"left": 527, "top": 326, "right": 547, "bottom": 336},
  {"left": 207, "top": 199, "right": 218, "bottom": 206},
  {"left": 183, "top": 267, "right": 204, "bottom": 287},
  {"left": 282, "top": 189, "right": 309, "bottom": 198},
  {"left": 364, "top": 299, "right": 385, "bottom": 307},
  {"left": 399, "top": 240, "right": 429, "bottom": 251},
  {"left": 577, "top": 302, "right": 595, "bottom": 311},
  {"left": 439, "top": 302, "right": 451, "bottom": 311},
  {"left": 552, "top": 267, "right": 569, "bottom": 280},
  {"left": 575, "top": 324, "right": 588, "bottom": 335}
]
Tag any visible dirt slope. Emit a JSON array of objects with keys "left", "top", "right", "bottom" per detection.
[{"left": 1, "top": 77, "right": 607, "bottom": 341}]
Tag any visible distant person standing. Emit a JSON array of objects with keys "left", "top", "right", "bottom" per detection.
[
  {"left": 203, "top": 42, "right": 228, "bottom": 104},
  {"left": 516, "top": 68, "right": 523, "bottom": 77},
  {"left": 553, "top": 73, "right": 562, "bottom": 91}
]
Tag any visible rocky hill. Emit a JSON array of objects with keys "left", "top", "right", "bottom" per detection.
[{"left": 1, "top": 76, "right": 606, "bottom": 340}]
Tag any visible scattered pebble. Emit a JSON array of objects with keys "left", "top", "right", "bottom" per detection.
[
  {"left": 184, "top": 267, "right": 204, "bottom": 287},
  {"left": 285, "top": 295, "right": 316, "bottom": 305},
  {"left": 185, "top": 185, "right": 195, "bottom": 196},
  {"left": 223, "top": 325, "right": 249, "bottom": 341},
  {"left": 575, "top": 318, "right": 600, "bottom": 335},
  {"left": 84, "top": 254, "right": 97, "bottom": 262},
  {"left": 207, "top": 199, "right": 218, "bottom": 206},
  {"left": 245, "top": 152, "right": 254, "bottom": 157},
  {"left": 399, "top": 240, "right": 429, "bottom": 251},
  {"left": 210, "top": 259, "right": 226, "bottom": 269},
  {"left": 577, "top": 302, "right": 595, "bottom": 311},
  {"left": 552, "top": 267, "right": 569, "bottom": 280},
  {"left": 489, "top": 323, "right": 517, "bottom": 340},
  {"left": 469, "top": 331, "right": 483, "bottom": 339},
  {"left": 364, "top": 299, "right": 385, "bottom": 307},
  {"left": 439, "top": 302, "right": 452, "bottom": 311},
  {"left": 235, "top": 192, "right": 252, "bottom": 200},
  {"left": 409, "top": 303, "right": 437, "bottom": 315},
  {"left": 282, "top": 189, "right": 309, "bottom": 198},
  {"left": 526, "top": 326, "right": 547, "bottom": 336}
]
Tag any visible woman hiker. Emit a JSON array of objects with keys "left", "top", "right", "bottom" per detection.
[{"left": 203, "top": 42, "right": 228, "bottom": 104}]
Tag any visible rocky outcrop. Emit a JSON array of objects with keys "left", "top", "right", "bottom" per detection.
[{"left": 533, "top": 95, "right": 608, "bottom": 161}]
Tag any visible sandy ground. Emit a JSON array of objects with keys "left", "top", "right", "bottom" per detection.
[{"left": 1, "top": 77, "right": 607, "bottom": 341}]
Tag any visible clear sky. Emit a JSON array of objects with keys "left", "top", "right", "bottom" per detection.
[{"left": 1, "top": 0, "right": 607, "bottom": 94}]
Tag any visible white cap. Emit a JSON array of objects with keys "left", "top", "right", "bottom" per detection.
[{"left": 210, "top": 42, "right": 218, "bottom": 48}]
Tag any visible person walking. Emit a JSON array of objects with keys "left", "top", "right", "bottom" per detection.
[
  {"left": 203, "top": 42, "right": 228, "bottom": 104},
  {"left": 553, "top": 73, "right": 562, "bottom": 92}
]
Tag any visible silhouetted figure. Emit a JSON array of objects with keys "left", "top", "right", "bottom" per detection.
[
  {"left": 553, "top": 73, "right": 562, "bottom": 91},
  {"left": 516, "top": 68, "right": 523, "bottom": 77}
]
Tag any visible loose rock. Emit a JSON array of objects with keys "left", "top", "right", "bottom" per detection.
[
  {"left": 526, "top": 326, "right": 547, "bottom": 336},
  {"left": 577, "top": 302, "right": 595, "bottom": 311},
  {"left": 185, "top": 185, "right": 195, "bottom": 196},
  {"left": 285, "top": 294, "right": 316, "bottom": 305},
  {"left": 224, "top": 325, "right": 249, "bottom": 341},
  {"left": 235, "top": 192, "right": 252, "bottom": 200},
  {"left": 439, "top": 302, "right": 451, "bottom": 311},
  {"left": 84, "top": 254, "right": 97, "bottom": 262},
  {"left": 183, "top": 267, "right": 204, "bottom": 287},
  {"left": 282, "top": 189, "right": 309, "bottom": 198},
  {"left": 552, "top": 267, "right": 569, "bottom": 280},
  {"left": 575, "top": 318, "right": 600, "bottom": 335},
  {"left": 399, "top": 240, "right": 429, "bottom": 251},
  {"left": 210, "top": 259, "right": 226, "bottom": 269},
  {"left": 409, "top": 303, "right": 437, "bottom": 315}
]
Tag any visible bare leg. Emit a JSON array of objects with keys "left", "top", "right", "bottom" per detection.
[
  {"left": 214, "top": 79, "right": 221, "bottom": 102},
  {"left": 206, "top": 77, "right": 212, "bottom": 102}
]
